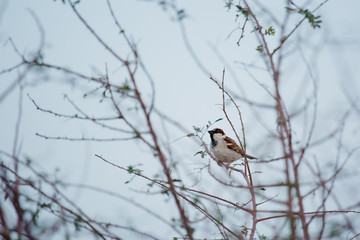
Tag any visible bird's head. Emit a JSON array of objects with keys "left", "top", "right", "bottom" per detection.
[{"left": 208, "top": 128, "right": 225, "bottom": 136}]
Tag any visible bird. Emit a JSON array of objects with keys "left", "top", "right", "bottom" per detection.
[{"left": 208, "top": 128, "right": 257, "bottom": 166}]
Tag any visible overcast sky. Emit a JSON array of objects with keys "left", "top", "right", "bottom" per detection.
[{"left": 1, "top": 0, "right": 360, "bottom": 239}]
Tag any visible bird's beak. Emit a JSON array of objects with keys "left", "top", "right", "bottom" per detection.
[{"left": 208, "top": 130, "right": 214, "bottom": 135}]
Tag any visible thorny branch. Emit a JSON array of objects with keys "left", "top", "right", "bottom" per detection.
[{"left": 1, "top": 0, "right": 359, "bottom": 239}]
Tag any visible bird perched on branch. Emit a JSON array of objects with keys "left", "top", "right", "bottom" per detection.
[{"left": 208, "top": 128, "right": 257, "bottom": 166}]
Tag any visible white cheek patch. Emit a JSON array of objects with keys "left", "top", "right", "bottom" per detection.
[{"left": 213, "top": 133, "right": 225, "bottom": 141}]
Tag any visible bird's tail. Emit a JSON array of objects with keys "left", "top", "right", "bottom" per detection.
[{"left": 246, "top": 154, "right": 257, "bottom": 160}]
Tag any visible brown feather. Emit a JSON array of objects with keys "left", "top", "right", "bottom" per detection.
[{"left": 223, "top": 136, "right": 257, "bottom": 159}]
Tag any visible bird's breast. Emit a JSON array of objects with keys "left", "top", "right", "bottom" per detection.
[{"left": 211, "top": 142, "right": 242, "bottom": 162}]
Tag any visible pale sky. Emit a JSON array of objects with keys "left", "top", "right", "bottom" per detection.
[{"left": 1, "top": 0, "right": 360, "bottom": 239}]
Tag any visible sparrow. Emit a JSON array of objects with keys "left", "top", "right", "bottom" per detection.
[{"left": 208, "top": 128, "right": 257, "bottom": 165}]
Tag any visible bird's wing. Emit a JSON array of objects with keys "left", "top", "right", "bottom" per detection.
[
  {"left": 224, "top": 136, "right": 257, "bottom": 159},
  {"left": 224, "top": 136, "right": 245, "bottom": 155}
]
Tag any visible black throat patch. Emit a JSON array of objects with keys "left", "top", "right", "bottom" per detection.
[{"left": 210, "top": 135, "right": 217, "bottom": 148}]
